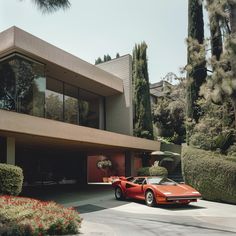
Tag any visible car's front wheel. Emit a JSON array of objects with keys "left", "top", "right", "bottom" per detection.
[
  {"left": 145, "top": 190, "right": 156, "bottom": 207},
  {"left": 115, "top": 187, "right": 125, "bottom": 200}
]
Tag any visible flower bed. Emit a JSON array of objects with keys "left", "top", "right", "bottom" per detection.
[{"left": 0, "top": 195, "right": 82, "bottom": 235}]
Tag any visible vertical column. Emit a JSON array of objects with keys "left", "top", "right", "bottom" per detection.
[
  {"left": 7, "top": 137, "right": 15, "bottom": 165},
  {"left": 0, "top": 137, "right": 7, "bottom": 163},
  {"left": 125, "top": 151, "right": 135, "bottom": 176},
  {"left": 77, "top": 152, "right": 87, "bottom": 186},
  {"left": 99, "top": 97, "right": 105, "bottom": 130}
]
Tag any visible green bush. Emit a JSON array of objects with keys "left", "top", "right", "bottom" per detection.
[
  {"left": 149, "top": 165, "right": 168, "bottom": 177},
  {"left": 137, "top": 166, "right": 168, "bottom": 177},
  {"left": 182, "top": 145, "right": 236, "bottom": 204},
  {"left": 0, "top": 164, "right": 23, "bottom": 196},
  {"left": 137, "top": 167, "right": 150, "bottom": 176}
]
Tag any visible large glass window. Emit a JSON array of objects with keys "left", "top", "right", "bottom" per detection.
[
  {"left": 0, "top": 54, "right": 46, "bottom": 117},
  {"left": 0, "top": 57, "right": 16, "bottom": 111},
  {"left": 79, "top": 89, "right": 100, "bottom": 129},
  {"left": 46, "top": 78, "right": 63, "bottom": 121},
  {"left": 0, "top": 54, "right": 105, "bottom": 130},
  {"left": 64, "top": 84, "right": 79, "bottom": 124}
]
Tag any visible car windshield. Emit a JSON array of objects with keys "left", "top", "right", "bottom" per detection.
[{"left": 147, "top": 177, "right": 177, "bottom": 186}]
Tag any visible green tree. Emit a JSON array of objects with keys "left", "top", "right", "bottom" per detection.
[
  {"left": 206, "top": 0, "right": 223, "bottom": 60},
  {"left": 95, "top": 57, "right": 102, "bottom": 65},
  {"left": 28, "top": 0, "right": 71, "bottom": 13},
  {"left": 95, "top": 54, "right": 114, "bottom": 65},
  {"left": 152, "top": 79, "right": 186, "bottom": 144},
  {"left": 186, "top": 0, "right": 207, "bottom": 143},
  {"left": 133, "top": 42, "right": 153, "bottom": 140},
  {"left": 202, "top": 1, "right": 236, "bottom": 128}
]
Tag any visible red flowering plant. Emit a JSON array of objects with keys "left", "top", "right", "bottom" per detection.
[{"left": 0, "top": 195, "right": 82, "bottom": 236}]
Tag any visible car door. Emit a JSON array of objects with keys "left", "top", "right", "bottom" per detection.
[{"left": 125, "top": 177, "right": 146, "bottom": 200}]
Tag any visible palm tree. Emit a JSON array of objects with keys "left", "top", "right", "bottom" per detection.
[{"left": 28, "top": 0, "right": 71, "bottom": 13}]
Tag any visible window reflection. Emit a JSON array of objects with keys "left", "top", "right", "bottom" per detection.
[
  {"left": 0, "top": 54, "right": 46, "bottom": 117},
  {"left": 46, "top": 78, "right": 63, "bottom": 121},
  {"left": 0, "top": 54, "right": 104, "bottom": 130},
  {"left": 0, "top": 58, "right": 16, "bottom": 111},
  {"left": 79, "top": 89, "right": 100, "bottom": 129},
  {"left": 64, "top": 84, "right": 79, "bottom": 124}
]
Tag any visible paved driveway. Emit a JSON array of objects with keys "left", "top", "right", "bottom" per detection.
[{"left": 23, "top": 184, "right": 236, "bottom": 235}]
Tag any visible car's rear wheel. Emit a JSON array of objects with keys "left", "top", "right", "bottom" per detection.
[
  {"left": 115, "top": 187, "right": 125, "bottom": 200},
  {"left": 145, "top": 190, "right": 156, "bottom": 207}
]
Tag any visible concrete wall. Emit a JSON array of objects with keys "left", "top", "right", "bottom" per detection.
[
  {"left": 97, "top": 55, "right": 133, "bottom": 136},
  {"left": 0, "top": 109, "right": 160, "bottom": 152},
  {"left": 0, "top": 26, "right": 123, "bottom": 96}
]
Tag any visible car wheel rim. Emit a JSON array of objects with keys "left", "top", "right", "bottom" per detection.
[
  {"left": 116, "top": 188, "right": 121, "bottom": 198},
  {"left": 146, "top": 192, "right": 153, "bottom": 204}
]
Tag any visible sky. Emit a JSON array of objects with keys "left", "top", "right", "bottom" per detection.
[{"left": 0, "top": 0, "right": 188, "bottom": 83}]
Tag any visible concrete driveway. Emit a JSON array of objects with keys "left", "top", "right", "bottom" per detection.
[{"left": 23, "top": 184, "right": 236, "bottom": 235}]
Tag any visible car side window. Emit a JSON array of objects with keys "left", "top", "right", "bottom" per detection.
[{"left": 133, "top": 178, "right": 145, "bottom": 185}]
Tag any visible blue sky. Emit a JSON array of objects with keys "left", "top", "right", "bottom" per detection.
[{"left": 0, "top": 0, "right": 188, "bottom": 83}]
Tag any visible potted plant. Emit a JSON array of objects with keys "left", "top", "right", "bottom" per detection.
[{"left": 97, "top": 159, "right": 112, "bottom": 182}]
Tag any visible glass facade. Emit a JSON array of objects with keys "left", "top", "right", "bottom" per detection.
[
  {"left": 0, "top": 54, "right": 46, "bottom": 117},
  {"left": 64, "top": 83, "right": 79, "bottom": 125},
  {"left": 79, "top": 89, "right": 100, "bottom": 129},
  {"left": 0, "top": 53, "right": 104, "bottom": 129},
  {"left": 46, "top": 78, "right": 63, "bottom": 121}
]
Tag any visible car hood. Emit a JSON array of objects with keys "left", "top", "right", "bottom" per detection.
[{"left": 153, "top": 184, "right": 201, "bottom": 197}]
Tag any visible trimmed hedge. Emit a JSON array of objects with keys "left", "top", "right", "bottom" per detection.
[
  {"left": 137, "top": 166, "right": 168, "bottom": 177},
  {"left": 182, "top": 145, "right": 236, "bottom": 204},
  {"left": 137, "top": 167, "right": 150, "bottom": 176},
  {"left": 0, "top": 164, "right": 23, "bottom": 196},
  {"left": 149, "top": 165, "right": 168, "bottom": 177}
]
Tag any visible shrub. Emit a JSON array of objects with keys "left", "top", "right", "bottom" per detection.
[
  {"left": 0, "top": 164, "right": 23, "bottom": 196},
  {"left": 149, "top": 165, "right": 168, "bottom": 177},
  {"left": 137, "top": 167, "right": 150, "bottom": 176},
  {"left": 0, "top": 195, "right": 82, "bottom": 235},
  {"left": 137, "top": 165, "right": 168, "bottom": 177},
  {"left": 227, "top": 143, "right": 236, "bottom": 157},
  {"left": 182, "top": 145, "right": 236, "bottom": 204}
]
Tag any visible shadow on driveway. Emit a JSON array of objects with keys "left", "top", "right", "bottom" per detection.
[{"left": 21, "top": 183, "right": 130, "bottom": 212}]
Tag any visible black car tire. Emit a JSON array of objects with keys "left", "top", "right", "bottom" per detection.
[
  {"left": 115, "top": 187, "right": 125, "bottom": 200},
  {"left": 145, "top": 190, "right": 156, "bottom": 207}
]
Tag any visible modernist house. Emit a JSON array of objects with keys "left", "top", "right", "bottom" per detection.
[{"left": 0, "top": 26, "right": 160, "bottom": 184}]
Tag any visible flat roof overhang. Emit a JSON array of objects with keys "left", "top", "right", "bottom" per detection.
[
  {"left": 0, "top": 110, "right": 160, "bottom": 152},
  {"left": 0, "top": 26, "right": 123, "bottom": 96}
]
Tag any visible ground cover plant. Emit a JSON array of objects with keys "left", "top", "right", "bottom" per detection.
[{"left": 0, "top": 195, "right": 82, "bottom": 236}]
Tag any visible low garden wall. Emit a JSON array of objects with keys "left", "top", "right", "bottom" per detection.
[{"left": 182, "top": 145, "right": 236, "bottom": 204}]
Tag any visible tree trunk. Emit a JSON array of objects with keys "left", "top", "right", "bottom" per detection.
[
  {"left": 210, "top": 14, "right": 223, "bottom": 60},
  {"left": 229, "top": 4, "right": 236, "bottom": 129},
  {"left": 231, "top": 97, "right": 236, "bottom": 129}
]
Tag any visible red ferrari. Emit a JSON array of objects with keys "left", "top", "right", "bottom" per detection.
[{"left": 112, "top": 176, "right": 201, "bottom": 207}]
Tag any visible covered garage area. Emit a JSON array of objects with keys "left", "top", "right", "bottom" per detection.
[{"left": 0, "top": 109, "right": 160, "bottom": 187}]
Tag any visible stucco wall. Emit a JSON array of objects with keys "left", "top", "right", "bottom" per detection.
[
  {"left": 87, "top": 153, "right": 125, "bottom": 182},
  {"left": 96, "top": 55, "right": 133, "bottom": 136}
]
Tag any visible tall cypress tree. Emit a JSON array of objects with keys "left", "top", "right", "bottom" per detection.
[
  {"left": 133, "top": 42, "right": 154, "bottom": 140},
  {"left": 186, "top": 0, "right": 207, "bottom": 142},
  {"left": 206, "top": 0, "right": 223, "bottom": 60}
]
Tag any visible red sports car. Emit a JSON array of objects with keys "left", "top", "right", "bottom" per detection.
[{"left": 112, "top": 176, "right": 201, "bottom": 207}]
